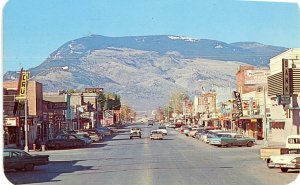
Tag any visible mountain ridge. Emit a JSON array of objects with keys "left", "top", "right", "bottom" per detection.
[{"left": 4, "top": 35, "right": 288, "bottom": 110}]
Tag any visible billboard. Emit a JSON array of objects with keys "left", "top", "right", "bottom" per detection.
[{"left": 244, "top": 70, "right": 270, "bottom": 85}]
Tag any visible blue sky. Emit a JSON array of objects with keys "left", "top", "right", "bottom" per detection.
[{"left": 2, "top": 0, "right": 300, "bottom": 72}]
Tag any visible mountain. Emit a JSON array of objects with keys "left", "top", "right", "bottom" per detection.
[{"left": 3, "top": 35, "right": 288, "bottom": 111}]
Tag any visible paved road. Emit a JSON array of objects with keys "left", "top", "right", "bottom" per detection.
[{"left": 4, "top": 124, "right": 299, "bottom": 185}]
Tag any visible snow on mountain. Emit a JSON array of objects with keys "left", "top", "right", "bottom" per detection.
[{"left": 3, "top": 35, "right": 288, "bottom": 110}]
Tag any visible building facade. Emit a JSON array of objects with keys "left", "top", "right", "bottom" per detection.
[{"left": 267, "top": 48, "right": 300, "bottom": 142}]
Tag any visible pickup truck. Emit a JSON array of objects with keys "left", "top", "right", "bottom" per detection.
[
  {"left": 260, "top": 135, "right": 300, "bottom": 164},
  {"left": 209, "top": 133, "right": 255, "bottom": 147}
]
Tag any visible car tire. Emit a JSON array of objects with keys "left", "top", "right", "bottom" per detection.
[
  {"left": 281, "top": 168, "right": 288, "bottom": 173},
  {"left": 24, "top": 164, "right": 34, "bottom": 171},
  {"left": 247, "top": 141, "right": 253, "bottom": 147},
  {"left": 227, "top": 143, "right": 232, "bottom": 148}
]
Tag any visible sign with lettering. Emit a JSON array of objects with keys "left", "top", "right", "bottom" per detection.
[
  {"left": 85, "top": 88, "right": 103, "bottom": 94},
  {"left": 4, "top": 117, "right": 18, "bottom": 126},
  {"left": 54, "top": 115, "right": 65, "bottom": 122},
  {"left": 47, "top": 102, "right": 67, "bottom": 110},
  {"left": 16, "top": 71, "right": 30, "bottom": 101},
  {"left": 233, "top": 91, "right": 243, "bottom": 117},
  {"left": 282, "top": 59, "right": 290, "bottom": 96}
]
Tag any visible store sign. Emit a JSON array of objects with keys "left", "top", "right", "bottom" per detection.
[
  {"left": 47, "top": 102, "right": 67, "bottom": 110},
  {"left": 4, "top": 118, "right": 18, "bottom": 126},
  {"left": 54, "top": 115, "right": 65, "bottom": 122},
  {"left": 16, "top": 70, "right": 30, "bottom": 101},
  {"left": 233, "top": 91, "right": 243, "bottom": 117},
  {"left": 282, "top": 59, "right": 290, "bottom": 95},
  {"left": 277, "top": 95, "right": 291, "bottom": 105},
  {"left": 85, "top": 88, "right": 103, "bottom": 94},
  {"left": 242, "top": 100, "right": 257, "bottom": 110},
  {"left": 244, "top": 70, "right": 270, "bottom": 85}
]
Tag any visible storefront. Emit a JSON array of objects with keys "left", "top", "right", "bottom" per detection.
[
  {"left": 238, "top": 117, "right": 263, "bottom": 139},
  {"left": 3, "top": 117, "right": 19, "bottom": 148}
]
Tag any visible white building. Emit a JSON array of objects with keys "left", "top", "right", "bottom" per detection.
[{"left": 267, "top": 48, "right": 300, "bottom": 142}]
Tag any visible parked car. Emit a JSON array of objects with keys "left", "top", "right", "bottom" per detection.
[
  {"left": 187, "top": 128, "right": 203, "bottom": 137},
  {"left": 209, "top": 132, "right": 236, "bottom": 146},
  {"left": 157, "top": 126, "right": 168, "bottom": 135},
  {"left": 4, "top": 148, "right": 49, "bottom": 171},
  {"left": 75, "top": 133, "right": 93, "bottom": 145},
  {"left": 201, "top": 130, "right": 223, "bottom": 143},
  {"left": 85, "top": 130, "right": 102, "bottom": 142},
  {"left": 150, "top": 130, "right": 163, "bottom": 140},
  {"left": 268, "top": 154, "right": 300, "bottom": 172},
  {"left": 209, "top": 133, "right": 255, "bottom": 147},
  {"left": 46, "top": 134, "right": 85, "bottom": 149},
  {"left": 97, "top": 127, "right": 113, "bottom": 136},
  {"left": 130, "top": 127, "right": 142, "bottom": 139}
]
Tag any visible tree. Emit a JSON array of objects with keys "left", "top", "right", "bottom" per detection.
[{"left": 168, "top": 91, "right": 190, "bottom": 114}]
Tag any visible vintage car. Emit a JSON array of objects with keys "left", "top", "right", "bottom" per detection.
[
  {"left": 150, "top": 130, "right": 163, "bottom": 140},
  {"left": 157, "top": 126, "right": 168, "bottom": 135},
  {"left": 187, "top": 128, "right": 204, "bottom": 137},
  {"left": 46, "top": 134, "right": 86, "bottom": 149},
  {"left": 130, "top": 127, "right": 142, "bottom": 139},
  {"left": 75, "top": 133, "right": 93, "bottom": 145},
  {"left": 4, "top": 148, "right": 49, "bottom": 171},
  {"left": 209, "top": 133, "right": 255, "bottom": 147},
  {"left": 268, "top": 154, "right": 300, "bottom": 172}
]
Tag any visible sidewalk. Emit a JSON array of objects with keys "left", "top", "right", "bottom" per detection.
[{"left": 255, "top": 140, "right": 285, "bottom": 148}]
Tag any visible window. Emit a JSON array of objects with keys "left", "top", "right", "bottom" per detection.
[
  {"left": 3, "top": 151, "right": 10, "bottom": 157},
  {"left": 69, "top": 135, "right": 77, "bottom": 140}
]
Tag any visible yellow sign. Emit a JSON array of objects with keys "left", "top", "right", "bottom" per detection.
[{"left": 16, "top": 72, "right": 30, "bottom": 101}]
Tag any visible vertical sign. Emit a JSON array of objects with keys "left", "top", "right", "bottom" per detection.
[
  {"left": 282, "top": 59, "right": 290, "bottom": 95},
  {"left": 16, "top": 71, "right": 30, "bottom": 101},
  {"left": 233, "top": 91, "right": 243, "bottom": 117},
  {"left": 249, "top": 97, "right": 253, "bottom": 117}
]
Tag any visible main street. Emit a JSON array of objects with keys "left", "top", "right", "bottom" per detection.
[{"left": 5, "top": 124, "right": 299, "bottom": 185}]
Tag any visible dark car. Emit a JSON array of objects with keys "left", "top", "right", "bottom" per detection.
[
  {"left": 4, "top": 148, "right": 49, "bottom": 171},
  {"left": 46, "top": 134, "right": 85, "bottom": 149}
]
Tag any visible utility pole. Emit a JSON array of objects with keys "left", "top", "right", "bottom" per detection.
[{"left": 263, "top": 86, "right": 268, "bottom": 147}]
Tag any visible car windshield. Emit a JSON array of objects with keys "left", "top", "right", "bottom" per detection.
[{"left": 3, "top": 1, "right": 299, "bottom": 185}]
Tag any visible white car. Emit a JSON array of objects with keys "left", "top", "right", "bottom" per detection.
[
  {"left": 150, "top": 130, "right": 163, "bottom": 140},
  {"left": 75, "top": 133, "right": 92, "bottom": 145},
  {"left": 268, "top": 154, "right": 300, "bottom": 172},
  {"left": 157, "top": 126, "right": 168, "bottom": 135}
]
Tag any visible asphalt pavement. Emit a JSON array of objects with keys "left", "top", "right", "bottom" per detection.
[{"left": 4, "top": 124, "right": 299, "bottom": 185}]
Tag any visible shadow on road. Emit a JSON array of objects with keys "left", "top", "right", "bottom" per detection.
[{"left": 4, "top": 160, "right": 95, "bottom": 184}]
